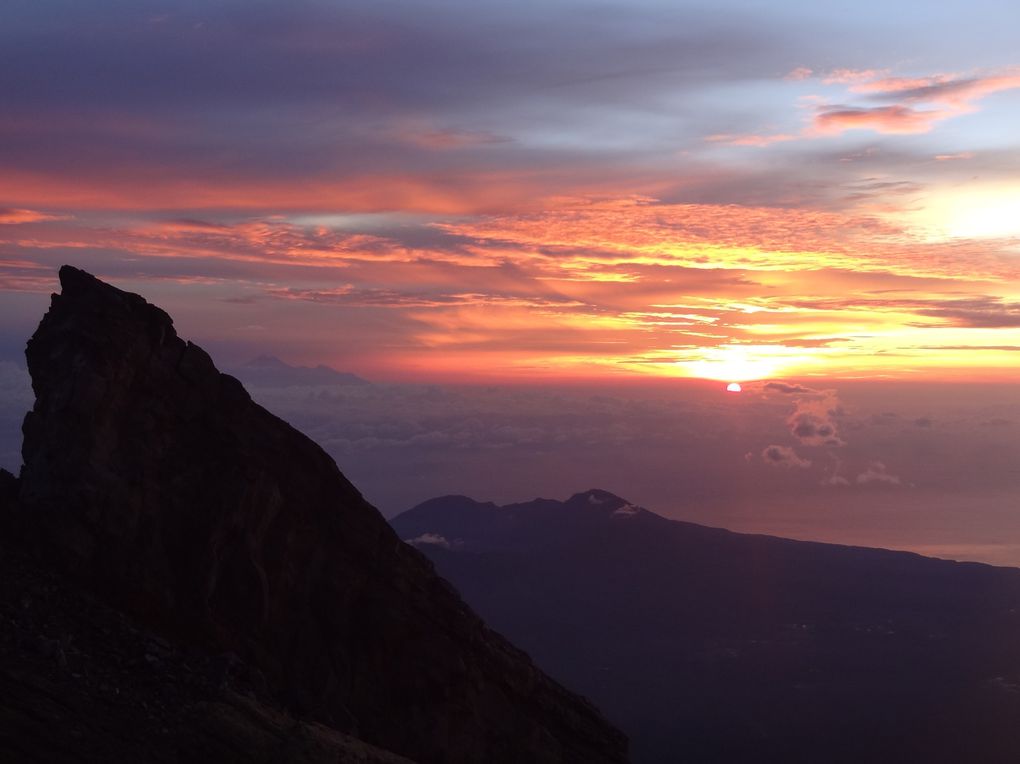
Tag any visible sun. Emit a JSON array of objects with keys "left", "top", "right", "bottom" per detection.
[{"left": 726, "top": 382, "right": 742, "bottom": 393}]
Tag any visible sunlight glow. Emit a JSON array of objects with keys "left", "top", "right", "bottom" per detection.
[
  {"left": 678, "top": 345, "right": 803, "bottom": 382},
  {"left": 913, "top": 185, "right": 1020, "bottom": 240}
]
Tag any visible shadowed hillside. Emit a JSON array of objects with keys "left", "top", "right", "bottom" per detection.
[{"left": 394, "top": 489, "right": 1020, "bottom": 763}]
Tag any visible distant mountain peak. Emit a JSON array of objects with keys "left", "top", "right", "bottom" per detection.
[
  {"left": 243, "top": 354, "right": 290, "bottom": 368},
  {"left": 233, "top": 354, "right": 367, "bottom": 386},
  {"left": 411, "top": 494, "right": 498, "bottom": 513},
  {"left": 393, "top": 490, "right": 655, "bottom": 553},
  {"left": 569, "top": 488, "right": 629, "bottom": 507},
  {"left": 392, "top": 482, "right": 1020, "bottom": 764}
]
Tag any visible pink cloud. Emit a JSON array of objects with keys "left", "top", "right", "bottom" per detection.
[
  {"left": 762, "top": 444, "right": 811, "bottom": 469},
  {"left": 785, "top": 67, "right": 813, "bottom": 81},
  {"left": 0, "top": 208, "right": 64, "bottom": 225},
  {"left": 397, "top": 129, "right": 510, "bottom": 150},
  {"left": 854, "top": 71, "right": 1020, "bottom": 107},
  {"left": 849, "top": 74, "right": 953, "bottom": 94},
  {"left": 705, "top": 133, "right": 797, "bottom": 147},
  {"left": 811, "top": 68, "right": 1020, "bottom": 136},
  {"left": 812, "top": 105, "right": 945, "bottom": 135},
  {"left": 856, "top": 461, "right": 901, "bottom": 485},
  {"left": 822, "top": 68, "right": 889, "bottom": 85}
]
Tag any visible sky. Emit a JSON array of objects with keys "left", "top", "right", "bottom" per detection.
[
  {"left": 1, "top": 1, "right": 1019, "bottom": 562},
  {"left": 2, "top": 0, "right": 1019, "bottom": 382}
]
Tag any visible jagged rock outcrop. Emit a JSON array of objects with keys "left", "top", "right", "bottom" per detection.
[
  {"left": 0, "top": 468, "right": 16, "bottom": 514},
  {"left": 14, "top": 266, "right": 628, "bottom": 764}
]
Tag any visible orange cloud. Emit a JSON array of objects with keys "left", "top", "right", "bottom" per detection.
[
  {"left": 0, "top": 169, "right": 563, "bottom": 216},
  {"left": 0, "top": 208, "right": 64, "bottom": 225},
  {"left": 440, "top": 196, "right": 1017, "bottom": 280},
  {"left": 3, "top": 194, "right": 1019, "bottom": 382}
]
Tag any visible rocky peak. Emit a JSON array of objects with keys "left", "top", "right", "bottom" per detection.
[
  {"left": 244, "top": 354, "right": 290, "bottom": 368},
  {"left": 566, "top": 489, "right": 628, "bottom": 509},
  {"left": 15, "top": 266, "right": 628, "bottom": 764}
]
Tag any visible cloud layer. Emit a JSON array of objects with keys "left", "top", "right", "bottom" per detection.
[{"left": 1, "top": 1, "right": 1018, "bottom": 383}]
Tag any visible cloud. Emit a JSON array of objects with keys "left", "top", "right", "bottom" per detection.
[
  {"left": 440, "top": 195, "right": 1015, "bottom": 280},
  {"left": 787, "top": 391, "right": 844, "bottom": 447},
  {"left": 811, "top": 68, "right": 1020, "bottom": 137},
  {"left": 705, "top": 133, "right": 797, "bottom": 147},
  {"left": 911, "top": 297, "right": 1020, "bottom": 328},
  {"left": 394, "top": 128, "right": 511, "bottom": 150},
  {"left": 855, "top": 71, "right": 1020, "bottom": 107},
  {"left": 0, "top": 0, "right": 809, "bottom": 215},
  {"left": 0, "top": 208, "right": 63, "bottom": 225},
  {"left": 764, "top": 381, "right": 814, "bottom": 395},
  {"left": 4, "top": 196, "right": 1018, "bottom": 386},
  {"left": 785, "top": 296, "right": 1020, "bottom": 329},
  {"left": 822, "top": 68, "right": 890, "bottom": 85},
  {"left": 612, "top": 503, "right": 640, "bottom": 517},
  {"left": 266, "top": 286, "right": 586, "bottom": 312},
  {"left": 761, "top": 444, "right": 811, "bottom": 469},
  {"left": 813, "top": 105, "right": 943, "bottom": 135},
  {"left": 855, "top": 461, "right": 901, "bottom": 486},
  {"left": 405, "top": 532, "right": 452, "bottom": 549},
  {"left": 915, "top": 345, "right": 1020, "bottom": 352}
]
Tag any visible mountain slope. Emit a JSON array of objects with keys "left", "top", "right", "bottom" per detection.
[
  {"left": 9, "top": 267, "right": 627, "bottom": 764},
  {"left": 393, "top": 490, "right": 1020, "bottom": 764}
]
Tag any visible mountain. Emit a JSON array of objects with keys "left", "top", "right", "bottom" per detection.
[
  {"left": 0, "top": 529, "right": 417, "bottom": 764},
  {"left": 4, "top": 266, "right": 627, "bottom": 763},
  {"left": 392, "top": 489, "right": 1020, "bottom": 764},
  {"left": 232, "top": 355, "right": 368, "bottom": 387}
]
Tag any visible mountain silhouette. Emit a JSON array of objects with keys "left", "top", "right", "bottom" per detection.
[
  {"left": 393, "top": 489, "right": 1020, "bottom": 763},
  {"left": 3, "top": 267, "right": 627, "bottom": 763},
  {"left": 233, "top": 355, "right": 368, "bottom": 387}
]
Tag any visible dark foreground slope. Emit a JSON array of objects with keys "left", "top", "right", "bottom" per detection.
[
  {"left": 393, "top": 490, "right": 1020, "bottom": 764},
  {"left": 0, "top": 526, "right": 414, "bottom": 764},
  {"left": 4, "top": 267, "right": 626, "bottom": 764}
]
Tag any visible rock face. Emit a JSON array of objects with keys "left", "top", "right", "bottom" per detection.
[
  {"left": 0, "top": 542, "right": 416, "bottom": 764},
  {"left": 15, "top": 266, "right": 628, "bottom": 764}
]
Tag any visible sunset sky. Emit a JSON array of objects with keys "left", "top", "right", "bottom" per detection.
[
  {"left": 2, "top": 0, "right": 1019, "bottom": 383},
  {"left": 2, "top": 1, "right": 1020, "bottom": 562}
]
